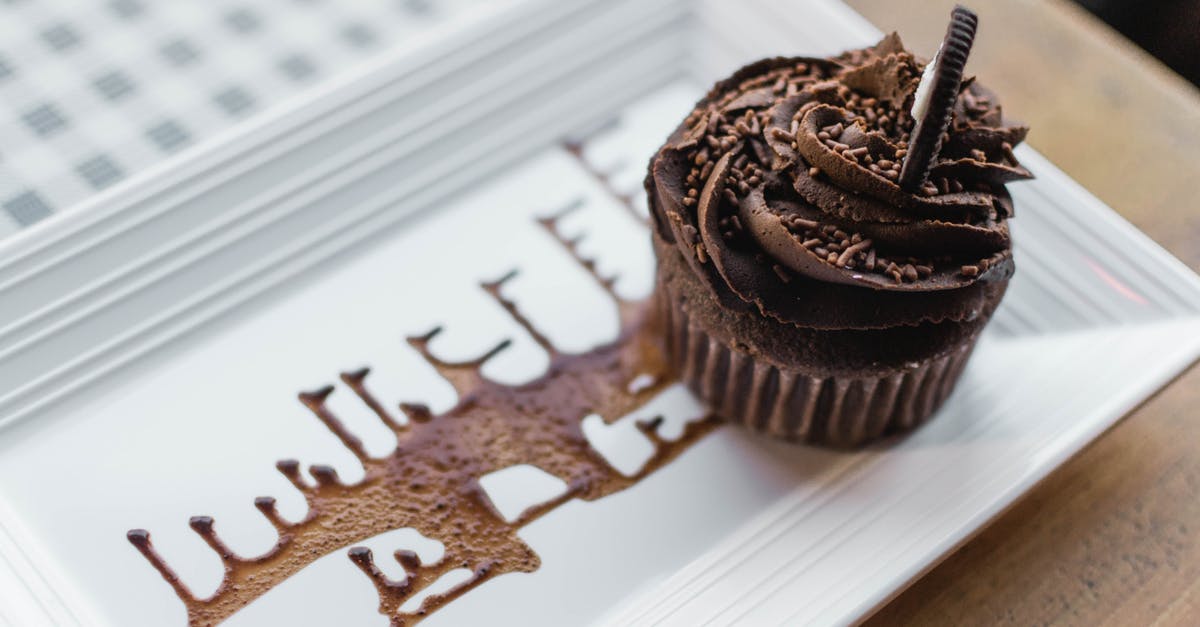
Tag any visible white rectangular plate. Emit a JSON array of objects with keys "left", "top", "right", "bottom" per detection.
[{"left": 1, "top": 1, "right": 1199, "bottom": 626}]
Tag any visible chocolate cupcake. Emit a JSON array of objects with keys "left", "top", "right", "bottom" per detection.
[{"left": 646, "top": 9, "right": 1031, "bottom": 447}]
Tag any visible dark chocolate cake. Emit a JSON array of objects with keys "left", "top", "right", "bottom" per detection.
[{"left": 646, "top": 10, "right": 1031, "bottom": 446}]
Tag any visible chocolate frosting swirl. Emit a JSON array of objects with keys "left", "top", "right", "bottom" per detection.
[{"left": 647, "top": 33, "right": 1031, "bottom": 330}]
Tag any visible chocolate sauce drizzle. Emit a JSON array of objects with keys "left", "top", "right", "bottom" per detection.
[
  {"left": 563, "top": 128, "right": 646, "bottom": 224},
  {"left": 127, "top": 203, "right": 717, "bottom": 626}
]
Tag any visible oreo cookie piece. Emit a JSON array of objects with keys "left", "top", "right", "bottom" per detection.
[{"left": 898, "top": 5, "right": 978, "bottom": 192}]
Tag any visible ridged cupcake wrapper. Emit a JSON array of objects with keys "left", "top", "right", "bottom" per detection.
[{"left": 656, "top": 285, "right": 978, "bottom": 448}]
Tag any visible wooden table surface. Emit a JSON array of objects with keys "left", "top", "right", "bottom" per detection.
[{"left": 840, "top": 0, "right": 1200, "bottom": 624}]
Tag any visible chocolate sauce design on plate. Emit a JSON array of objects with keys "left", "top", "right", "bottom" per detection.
[
  {"left": 127, "top": 202, "right": 718, "bottom": 626},
  {"left": 563, "top": 132, "right": 644, "bottom": 223}
]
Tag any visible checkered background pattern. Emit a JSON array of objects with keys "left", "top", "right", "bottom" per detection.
[{"left": 0, "top": 0, "right": 480, "bottom": 239}]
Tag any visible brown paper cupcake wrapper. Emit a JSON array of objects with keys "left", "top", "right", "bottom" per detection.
[{"left": 656, "top": 287, "right": 978, "bottom": 448}]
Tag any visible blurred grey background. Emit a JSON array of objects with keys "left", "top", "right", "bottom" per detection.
[{"left": 1076, "top": 0, "right": 1200, "bottom": 86}]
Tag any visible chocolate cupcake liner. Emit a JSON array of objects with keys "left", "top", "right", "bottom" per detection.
[{"left": 656, "top": 280, "right": 979, "bottom": 448}]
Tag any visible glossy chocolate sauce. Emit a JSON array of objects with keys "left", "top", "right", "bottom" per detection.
[{"left": 127, "top": 208, "right": 717, "bottom": 626}]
